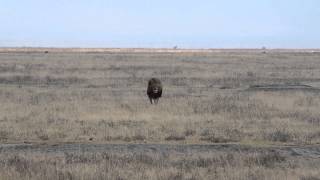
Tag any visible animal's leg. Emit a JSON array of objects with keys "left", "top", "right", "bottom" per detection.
[
  {"left": 149, "top": 97, "right": 153, "bottom": 104},
  {"left": 155, "top": 98, "right": 159, "bottom": 104}
]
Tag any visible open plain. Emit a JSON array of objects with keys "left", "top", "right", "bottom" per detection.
[{"left": 0, "top": 49, "right": 320, "bottom": 179}]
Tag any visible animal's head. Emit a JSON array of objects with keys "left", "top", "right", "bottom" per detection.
[
  {"left": 148, "top": 78, "right": 162, "bottom": 95},
  {"left": 152, "top": 86, "right": 160, "bottom": 94}
]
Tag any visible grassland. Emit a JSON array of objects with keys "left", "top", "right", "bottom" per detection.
[
  {"left": 0, "top": 50, "right": 320, "bottom": 179},
  {"left": 0, "top": 144, "right": 320, "bottom": 180}
]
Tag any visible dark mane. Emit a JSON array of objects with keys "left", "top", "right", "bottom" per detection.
[{"left": 147, "top": 78, "right": 163, "bottom": 104}]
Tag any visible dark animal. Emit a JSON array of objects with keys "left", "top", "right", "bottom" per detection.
[{"left": 147, "top": 78, "right": 162, "bottom": 104}]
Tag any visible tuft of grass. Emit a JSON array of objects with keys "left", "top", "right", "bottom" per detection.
[
  {"left": 0, "top": 130, "right": 9, "bottom": 141},
  {"left": 265, "top": 129, "right": 294, "bottom": 143},
  {"left": 300, "top": 176, "right": 320, "bottom": 180},
  {"left": 165, "top": 135, "right": 186, "bottom": 141}
]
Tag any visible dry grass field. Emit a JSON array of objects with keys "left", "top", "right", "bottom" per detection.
[
  {"left": 0, "top": 144, "right": 319, "bottom": 180},
  {"left": 0, "top": 49, "right": 320, "bottom": 179}
]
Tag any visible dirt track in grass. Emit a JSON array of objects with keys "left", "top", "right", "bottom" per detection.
[{"left": 1, "top": 143, "right": 320, "bottom": 159}]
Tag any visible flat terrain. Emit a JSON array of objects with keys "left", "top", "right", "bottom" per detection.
[
  {"left": 0, "top": 50, "right": 320, "bottom": 179},
  {"left": 0, "top": 143, "right": 320, "bottom": 179}
]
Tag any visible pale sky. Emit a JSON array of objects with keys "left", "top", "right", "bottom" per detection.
[{"left": 0, "top": 0, "right": 319, "bottom": 48}]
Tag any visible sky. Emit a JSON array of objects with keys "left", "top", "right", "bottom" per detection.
[{"left": 0, "top": 0, "right": 320, "bottom": 48}]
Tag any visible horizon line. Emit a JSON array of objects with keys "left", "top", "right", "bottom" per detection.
[{"left": 1, "top": 47, "right": 320, "bottom": 53}]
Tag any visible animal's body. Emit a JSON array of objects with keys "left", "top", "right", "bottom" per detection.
[{"left": 147, "top": 78, "right": 162, "bottom": 104}]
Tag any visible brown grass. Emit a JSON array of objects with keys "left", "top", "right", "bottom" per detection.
[
  {"left": 0, "top": 50, "right": 320, "bottom": 179},
  {"left": 0, "top": 51, "right": 320, "bottom": 144},
  {"left": 0, "top": 149, "right": 319, "bottom": 180}
]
